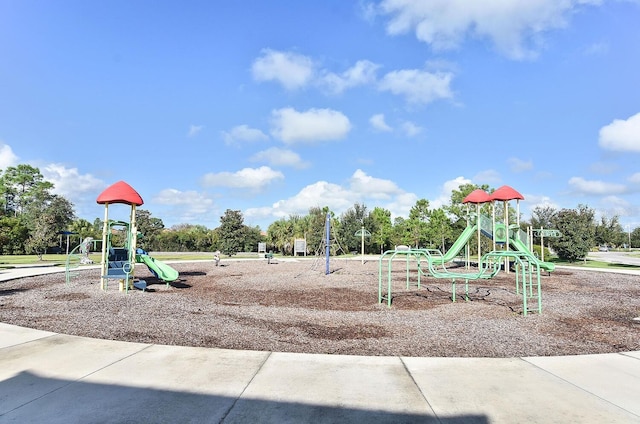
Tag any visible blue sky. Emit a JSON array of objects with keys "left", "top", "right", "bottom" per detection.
[{"left": 1, "top": 0, "right": 639, "bottom": 231}]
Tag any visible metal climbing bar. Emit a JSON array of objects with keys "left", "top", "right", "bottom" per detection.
[
  {"left": 378, "top": 248, "right": 431, "bottom": 307},
  {"left": 480, "top": 251, "right": 542, "bottom": 316},
  {"left": 378, "top": 247, "right": 543, "bottom": 316}
]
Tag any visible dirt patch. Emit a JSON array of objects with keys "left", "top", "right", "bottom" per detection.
[{"left": 0, "top": 259, "right": 638, "bottom": 357}]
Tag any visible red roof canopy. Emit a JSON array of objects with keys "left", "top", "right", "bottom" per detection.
[
  {"left": 463, "top": 189, "right": 491, "bottom": 204},
  {"left": 490, "top": 185, "right": 524, "bottom": 201},
  {"left": 96, "top": 181, "right": 144, "bottom": 206}
]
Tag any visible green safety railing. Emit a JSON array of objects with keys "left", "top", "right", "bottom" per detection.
[{"left": 378, "top": 247, "right": 543, "bottom": 316}]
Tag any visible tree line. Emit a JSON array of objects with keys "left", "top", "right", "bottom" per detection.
[
  {"left": 265, "top": 186, "right": 640, "bottom": 262},
  {"left": 2, "top": 164, "right": 639, "bottom": 262}
]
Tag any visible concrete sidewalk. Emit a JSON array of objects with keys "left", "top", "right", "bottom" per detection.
[
  {"left": 1, "top": 265, "right": 640, "bottom": 423},
  {"left": 1, "top": 324, "right": 639, "bottom": 423},
  {"left": 0, "top": 264, "right": 71, "bottom": 281}
]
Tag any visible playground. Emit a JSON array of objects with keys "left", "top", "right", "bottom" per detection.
[
  {"left": 3, "top": 180, "right": 637, "bottom": 358},
  {"left": 1, "top": 258, "right": 639, "bottom": 358}
]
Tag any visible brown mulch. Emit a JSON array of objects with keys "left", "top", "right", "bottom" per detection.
[{"left": 1, "top": 258, "right": 639, "bottom": 357}]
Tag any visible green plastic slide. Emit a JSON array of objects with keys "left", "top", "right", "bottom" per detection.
[
  {"left": 136, "top": 254, "right": 179, "bottom": 282},
  {"left": 431, "top": 224, "right": 477, "bottom": 265},
  {"left": 509, "top": 238, "right": 555, "bottom": 272}
]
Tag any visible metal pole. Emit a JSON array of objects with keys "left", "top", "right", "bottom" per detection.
[
  {"left": 130, "top": 204, "right": 137, "bottom": 287},
  {"left": 100, "top": 203, "right": 109, "bottom": 290},
  {"left": 325, "top": 213, "right": 330, "bottom": 275},
  {"left": 361, "top": 226, "right": 365, "bottom": 264},
  {"left": 504, "top": 201, "right": 509, "bottom": 273},
  {"left": 477, "top": 203, "right": 481, "bottom": 266}
]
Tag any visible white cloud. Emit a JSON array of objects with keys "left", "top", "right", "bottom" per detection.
[
  {"left": 201, "top": 166, "right": 284, "bottom": 190},
  {"left": 442, "top": 176, "right": 471, "bottom": 195},
  {"left": 384, "top": 191, "right": 420, "bottom": 221},
  {"left": 42, "top": 163, "right": 105, "bottom": 199},
  {"left": 597, "top": 195, "right": 634, "bottom": 221},
  {"left": 40, "top": 163, "right": 106, "bottom": 221},
  {"left": 401, "top": 121, "right": 423, "bottom": 137},
  {"left": 252, "top": 49, "right": 315, "bottom": 90},
  {"left": 377, "top": 0, "right": 600, "bottom": 60},
  {"left": 250, "top": 147, "right": 310, "bottom": 169},
  {"left": 524, "top": 194, "right": 557, "bottom": 210},
  {"left": 520, "top": 194, "right": 559, "bottom": 222},
  {"left": 246, "top": 170, "right": 420, "bottom": 225},
  {"left": 369, "top": 113, "right": 393, "bottom": 132},
  {"left": 188, "top": 125, "right": 204, "bottom": 137},
  {"left": 270, "top": 107, "right": 352, "bottom": 144},
  {"left": 507, "top": 157, "right": 533, "bottom": 172},
  {"left": 152, "top": 188, "right": 217, "bottom": 226},
  {"left": 349, "top": 169, "right": 402, "bottom": 200},
  {"left": 320, "top": 60, "right": 380, "bottom": 94},
  {"left": 252, "top": 49, "right": 380, "bottom": 95},
  {"left": 270, "top": 181, "right": 354, "bottom": 218},
  {"left": 598, "top": 112, "right": 640, "bottom": 152},
  {"left": 221, "top": 125, "right": 269, "bottom": 145},
  {"left": 243, "top": 206, "right": 277, "bottom": 224},
  {"left": 0, "top": 142, "right": 19, "bottom": 169},
  {"left": 431, "top": 176, "right": 472, "bottom": 209},
  {"left": 473, "top": 170, "right": 501, "bottom": 185},
  {"left": 378, "top": 68, "right": 453, "bottom": 104},
  {"left": 153, "top": 188, "right": 214, "bottom": 213},
  {"left": 629, "top": 173, "right": 640, "bottom": 184},
  {"left": 360, "top": 1, "right": 378, "bottom": 23},
  {"left": 568, "top": 176, "right": 626, "bottom": 195}
]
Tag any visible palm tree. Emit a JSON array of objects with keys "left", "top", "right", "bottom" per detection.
[{"left": 267, "top": 219, "right": 293, "bottom": 255}]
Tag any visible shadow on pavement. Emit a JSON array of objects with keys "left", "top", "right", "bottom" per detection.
[{"left": 1, "top": 370, "right": 489, "bottom": 423}]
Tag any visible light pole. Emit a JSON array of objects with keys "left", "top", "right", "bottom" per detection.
[
  {"left": 354, "top": 226, "right": 371, "bottom": 264},
  {"left": 628, "top": 225, "right": 632, "bottom": 251}
]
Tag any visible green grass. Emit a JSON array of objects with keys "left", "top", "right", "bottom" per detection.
[
  {"left": 0, "top": 251, "right": 259, "bottom": 267},
  {"left": 0, "top": 254, "right": 69, "bottom": 267},
  {"left": 3, "top": 252, "right": 639, "bottom": 272},
  {"left": 153, "top": 251, "right": 272, "bottom": 260}
]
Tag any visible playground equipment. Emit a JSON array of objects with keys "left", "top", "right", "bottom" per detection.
[
  {"left": 378, "top": 247, "right": 544, "bottom": 316},
  {"left": 378, "top": 248, "right": 499, "bottom": 305},
  {"left": 78, "top": 237, "right": 94, "bottom": 264},
  {"left": 531, "top": 228, "right": 562, "bottom": 262},
  {"left": 65, "top": 237, "right": 100, "bottom": 284},
  {"left": 429, "top": 224, "right": 477, "bottom": 266},
  {"left": 310, "top": 212, "right": 348, "bottom": 274},
  {"left": 462, "top": 189, "right": 492, "bottom": 266},
  {"left": 95, "top": 181, "right": 178, "bottom": 292},
  {"left": 378, "top": 185, "right": 556, "bottom": 315},
  {"left": 136, "top": 248, "right": 179, "bottom": 283},
  {"left": 461, "top": 186, "right": 556, "bottom": 272}
]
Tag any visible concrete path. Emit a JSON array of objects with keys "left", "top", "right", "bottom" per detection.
[
  {"left": 588, "top": 250, "right": 640, "bottom": 267},
  {"left": 1, "top": 264, "right": 640, "bottom": 423}
]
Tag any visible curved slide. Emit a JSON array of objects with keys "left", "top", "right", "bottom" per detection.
[
  {"left": 136, "top": 254, "right": 179, "bottom": 282},
  {"left": 509, "top": 238, "right": 555, "bottom": 272},
  {"left": 431, "top": 223, "right": 555, "bottom": 272},
  {"left": 430, "top": 224, "right": 477, "bottom": 265}
]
